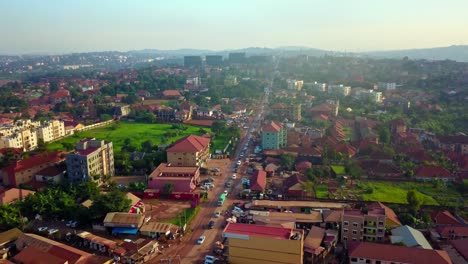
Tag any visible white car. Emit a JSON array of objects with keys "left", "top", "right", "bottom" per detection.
[
  {"left": 48, "top": 228, "right": 59, "bottom": 235},
  {"left": 231, "top": 174, "right": 237, "bottom": 180},
  {"left": 197, "top": 235, "right": 206, "bottom": 244},
  {"left": 223, "top": 190, "right": 228, "bottom": 195},
  {"left": 38, "top": 227, "right": 48, "bottom": 232}
]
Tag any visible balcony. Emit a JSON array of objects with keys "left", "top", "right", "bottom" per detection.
[{"left": 365, "top": 229, "right": 377, "bottom": 235}]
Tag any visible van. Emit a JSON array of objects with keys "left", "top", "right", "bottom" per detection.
[{"left": 204, "top": 182, "right": 214, "bottom": 188}]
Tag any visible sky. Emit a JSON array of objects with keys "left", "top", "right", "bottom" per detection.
[{"left": 1, "top": 0, "right": 468, "bottom": 54}]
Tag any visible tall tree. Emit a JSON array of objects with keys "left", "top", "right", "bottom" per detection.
[{"left": 407, "top": 189, "right": 423, "bottom": 213}]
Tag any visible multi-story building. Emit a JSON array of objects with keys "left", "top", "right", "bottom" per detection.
[
  {"left": 166, "top": 135, "right": 210, "bottom": 167},
  {"left": 437, "top": 135, "right": 468, "bottom": 155},
  {"left": 66, "top": 138, "right": 114, "bottom": 183},
  {"left": 328, "top": 84, "right": 351, "bottom": 96},
  {"left": 341, "top": 207, "right": 386, "bottom": 244},
  {"left": 0, "top": 119, "right": 40, "bottom": 151},
  {"left": 377, "top": 82, "right": 397, "bottom": 90},
  {"left": 262, "top": 121, "right": 287, "bottom": 150},
  {"left": 183, "top": 56, "right": 202, "bottom": 68},
  {"left": 287, "top": 79, "right": 304, "bottom": 91},
  {"left": 222, "top": 223, "right": 304, "bottom": 264},
  {"left": 228, "top": 52, "right": 246, "bottom": 64},
  {"left": 36, "top": 120, "right": 66, "bottom": 143},
  {"left": 271, "top": 103, "right": 302, "bottom": 121},
  {"left": 205, "top": 55, "right": 223, "bottom": 66}
]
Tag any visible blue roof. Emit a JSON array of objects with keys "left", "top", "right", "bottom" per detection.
[
  {"left": 390, "top": 225, "right": 432, "bottom": 249},
  {"left": 112, "top": 227, "right": 139, "bottom": 234}
]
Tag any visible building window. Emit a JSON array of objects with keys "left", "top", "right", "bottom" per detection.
[
  {"left": 343, "top": 236, "right": 347, "bottom": 241},
  {"left": 344, "top": 229, "right": 348, "bottom": 233},
  {"left": 352, "top": 238, "right": 357, "bottom": 241},
  {"left": 378, "top": 221, "right": 384, "bottom": 226},
  {"left": 344, "top": 221, "right": 349, "bottom": 226},
  {"left": 352, "top": 230, "right": 357, "bottom": 235},
  {"left": 353, "top": 222, "right": 358, "bottom": 227}
]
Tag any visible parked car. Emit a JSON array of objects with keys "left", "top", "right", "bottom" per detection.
[
  {"left": 231, "top": 174, "right": 237, "bottom": 180},
  {"left": 48, "top": 228, "right": 59, "bottom": 235},
  {"left": 214, "top": 211, "right": 221, "bottom": 218},
  {"left": 38, "top": 227, "right": 48, "bottom": 232},
  {"left": 66, "top": 220, "right": 78, "bottom": 228},
  {"left": 207, "top": 220, "right": 215, "bottom": 229},
  {"left": 197, "top": 235, "right": 206, "bottom": 244}
]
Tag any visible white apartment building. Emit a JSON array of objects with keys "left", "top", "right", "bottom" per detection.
[
  {"left": 328, "top": 84, "right": 351, "bottom": 96},
  {"left": 378, "top": 82, "right": 397, "bottom": 90},
  {"left": 287, "top": 79, "right": 304, "bottom": 91},
  {"left": 36, "top": 120, "right": 66, "bottom": 143}
]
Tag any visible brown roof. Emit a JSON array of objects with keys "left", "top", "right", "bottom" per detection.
[
  {"left": 0, "top": 228, "right": 23, "bottom": 246},
  {"left": 162, "top": 90, "right": 182, "bottom": 97},
  {"left": 250, "top": 170, "right": 266, "bottom": 192},
  {"left": 348, "top": 242, "right": 452, "bottom": 264},
  {"left": 304, "top": 226, "right": 325, "bottom": 254},
  {"left": 436, "top": 226, "right": 468, "bottom": 237},
  {"left": 438, "top": 135, "right": 468, "bottom": 145},
  {"left": 14, "top": 246, "right": 67, "bottom": 264},
  {"left": 262, "top": 121, "right": 283, "bottom": 133},
  {"left": 166, "top": 135, "right": 210, "bottom": 153},
  {"left": 431, "top": 210, "right": 462, "bottom": 226},
  {"left": 322, "top": 210, "right": 343, "bottom": 223},
  {"left": 0, "top": 188, "right": 35, "bottom": 205},
  {"left": 76, "top": 231, "right": 117, "bottom": 249},
  {"left": 103, "top": 212, "right": 144, "bottom": 227},
  {"left": 149, "top": 163, "right": 199, "bottom": 180},
  {"left": 415, "top": 166, "right": 454, "bottom": 178},
  {"left": 368, "top": 202, "right": 402, "bottom": 226},
  {"left": 139, "top": 221, "right": 179, "bottom": 233},
  {"left": 450, "top": 239, "right": 468, "bottom": 262},
  {"left": 36, "top": 166, "right": 65, "bottom": 177}
]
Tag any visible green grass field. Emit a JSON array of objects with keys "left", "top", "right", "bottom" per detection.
[
  {"left": 355, "top": 180, "right": 464, "bottom": 206},
  {"left": 331, "top": 165, "right": 346, "bottom": 175},
  {"left": 315, "top": 184, "right": 329, "bottom": 199},
  {"left": 46, "top": 122, "right": 212, "bottom": 151}
]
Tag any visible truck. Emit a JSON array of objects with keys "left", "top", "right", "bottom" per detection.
[{"left": 218, "top": 193, "right": 227, "bottom": 206}]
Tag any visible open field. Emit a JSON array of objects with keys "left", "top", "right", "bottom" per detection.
[
  {"left": 356, "top": 181, "right": 464, "bottom": 206},
  {"left": 144, "top": 199, "right": 192, "bottom": 222},
  {"left": 46, "top": 122, "right": 213, "bottom": 151},
  {"left": 315, "top": 184, "right": 329, "bottom": 199}
]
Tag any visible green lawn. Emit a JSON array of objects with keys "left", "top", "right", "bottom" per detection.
[
  {"left": 355, "top": 181, "right": 464, "bottom": 206},
  {"left": 46, "top": 122, "right": 211, "bottom": 151},
  {"left": 211, "top": 134, "right": 233, "bottom": 154},
  {"left": 167, "top": 206, "right": 200, "bottom": 226},
  {"left": 315, "top": 184, "right": 329, "bottom": 199},
  {"left": 331, "top": 165, "right": 346, "bottom": 175}
]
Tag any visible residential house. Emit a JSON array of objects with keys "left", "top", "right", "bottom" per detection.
[
  {"left": 222, "top": 223, "right": 304, "bottom": 264},
  {"left": 194, "top": 107, "right": 213, "bottom": 119},
  {"left": 66, "top": 138, "right": 114, "bottom": 183},
  {"left": 63, "top": 120, "right": 84, "bottom": 135},
  {"left": 15, "top": 233, "right": 110, "bottom": 264},
  {"left": 415, "top": 166, "right": 455, "bottom": 182},
  {"left": 431, "top": 211, "right": 463, "bottom": 226},
  {"left": 0, "top": 188, "right": 35, "bottom": 205},
  {"left": 175, "top": 109, "right": 191, "bottom": 122},
  {"left": 49, "top": 89, "right": 71, "bottom": 104},
  {"left": 137, "top": 90, "right": 151, "bottom": 98},
  {"left": 437, "top": 135, "right": 468, "bottom": 155},
  {"left": 0, "top": 228, "right": 23, "bottom": 251},
  {"left": 441, "top": 239, "right": 468, "bottom": 264},
  {"left": 113, "top": 105, "right": 131, "bottom": 117},
  {"left": 341, "top": 207, "right": 386, "bottom": 244},
  {"left": 75, "top": 231, "right": 118, "bottom": 254},
  {"left": 112, "top": 238, "right": 158, "bottom": 264},
  {"left": 162, "top": 90, "right": 183, "bottom": 100},
  {"left": 390, "top": 225, "right": 433, "bottom": 249},
  {"left": 348, "top": 242, "right": 452, "bottom": 264},
  {"left": 0, "top": 151, "right": 65, "bottom": 187},
  {"left": 308, "top": 102, "right": 339, "bottom": 117},
  {"left": 367, "top": 202, "right": 401, "bottom": 228},
  {"left": 155, "top": 105, "right": 176, "bottom": 121},
  {"left": 283, "top": 174, "right": 307, "bottom": 197},
  {"left": 166, "top": 135, "right": 210, "bottom": 167},
  {"left": 148, "top": 163, "right": 200, "bottom": 193},
  {"left": 303, "top": 226, "right": 338, "bottom": 264},
  {"left": 262, "top": 121, "right": 287, "bottom": 150},
  {"left": 432, "top": 226, "right": 468, "bottom": 242}
]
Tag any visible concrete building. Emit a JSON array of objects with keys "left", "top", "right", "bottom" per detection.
[
  {"left": 390, "top": 225, "right": 432, "bottom": 249},
  {"left": 262, "top": 121, "right": 287, "bottom": 150},
  {"left": 36, "top": 120, "right": 66, "bottom": 143},
  {"left": 378, "top": 82, "right": 397, "bottom": 90},
  {"left": 328, "top": 84, "right": 351, "bottom": 96},
  {"left": 341, "top": 207, "right": 386, "bottom": 244},
  {"left": 113, "top": 105, "right": 131, "bottom": 117},
  {"left": 228, "top": 52, "right": 246, "bottom": 64},
  {"left": 166, "top": 135, "right": 210, "bottom": 167},
  {"left": 222, "top": 223, "right": 304, "bottom": 264},
  {"left": 66, "top": 138, "right": 114, "bottom": 183},
  {"left": 287, "top": 79, "right": 304, "bottom": 91},
  {"left": 205, "top": 55, "right": 223, "bottom": 66},
  {"left": 148, "top": 163, "right": 200, "bottom": 193},
  {"left": 224, "top": 75, "right": 239, "bottom": 86},
  {"left": 0, "top": 120, "right": 40, "bottom": 151},
  {"left": 183, "top": 56, "right": 202, "bottom": 68}
]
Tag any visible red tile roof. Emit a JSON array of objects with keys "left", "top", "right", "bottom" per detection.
[
  {"left": 223, "top": 223, "right": 293, "bottom": 240},
  {"left": 438, "top": 135, "right": 468, "bottom": 145},
  {"left": 450, "top": 239, "right": 468, "bottom": 262},
  {"left": 295, "top": 161, "right": 312, "bottom": 171},
  {"left": 435, "top": 226, "right": 468, "bottom": 237},
  {"left": 0, "top": 188, "right": 35, "bottom": 205},
  {"left": 0, "top": 148, "right": 23, "bottom": 156},
  {"left": 2, "top": 151, "right": 65, "bottom": 180},
  {"left": 431, "top": 210, "right": 462, "bottom": 226},
  {"left": 250, "top": 170, "right": 266, "bottom": 192},
  {"left": 348, "top": 242, "right": 452, "bottom": 264},
  {"left": 262, "top": 121, "right": 283, "bottom": 133},
  {"left": 368, "top": 202, "right": 402, "bottom": 226},
  {"left": 166, "top": 135, "right": 210, "bottom": 153},
  {"left": 415, "top": 166, "right": 454, "bottom": 178},
  {"left": 13, "top": 246, "right": 67, "bottom": 264},
  {"left": 163, "top": 90, "right": 182, "bottom": 97}
]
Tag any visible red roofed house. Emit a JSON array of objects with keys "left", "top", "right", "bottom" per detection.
[
  {"left": 49, "top": 89, "right": 71, "bottom": 104},
  {"left": 283, "top": 174, "right": 307, "bottom": 197},
  {"left": 415, "top": 166, "right": 455, "bottom": 182},
  {"left": 148, "top": 163, "right": 200, "bottom": 193},
  {"left": 0, "top": 188, "right": 35, "bottom": 205},
  {"left": 437, "top": 135, "right": 468, "bottom": 155},
  {"left": 295, "top": 161, "right": 312, "bottom": 172},
  {"left": 431, "top": 211, "right": 462, "bottom": 226},
  {"left": 162, "top": 90, "right": 183, "bottom": 100},
  {"left": 368, "top": 202, "right": 402, "bottom": 228},
  {"left": 166, "top": 135, "right": 210, "bottom": 167},
  {"left": 222, "top": 222, "right": 304, "bottom": 264},
  {"left": 0, "top": 151, "right": 65, "bottom": 187},
  {"left": 433, "top": 226, "right": 468, "bottom": 242},
  {"left": 348, "top": 242, "right": 452, "bottom": 264},
  {"left": 250, "top": 170, "right": 267, "bottom": 193}
]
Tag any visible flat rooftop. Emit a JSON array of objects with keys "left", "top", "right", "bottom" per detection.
[{"left": 249, "top": 200, "right": 349, "bottom": 209}]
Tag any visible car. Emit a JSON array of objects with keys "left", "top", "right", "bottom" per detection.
[
  {"left": 66, "top": 220, "right": 78, "bottom": 227},
  {"left": 231, "top": 174, "right": 237, "bottom": 180},
  {"left": 223, "top": 190, "right": 228, "bottom": 195},
  {"left": 197, "top": 235, "right": 206, "bottom": 244},
  {"left": 207, "top": 177, "right": 215, "bottom": 182},
  {"left": 207, "top": 220, "right": 215, "bottom": 229},
  {"left": 48, "top": 228, "right": 59, "bottom": 235},
  {"left": 38, "top": 227, "right": 48, "bottom": 232},
  {"left": 214, "top": 211, "right": 221, "bottom": 218}
]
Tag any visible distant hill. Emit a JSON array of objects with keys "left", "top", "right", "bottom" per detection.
[{"left": 364, "top": 45, "right": 468, "bottom": 62}]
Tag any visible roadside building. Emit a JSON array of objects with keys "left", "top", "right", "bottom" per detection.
[
  {"left": 139, "top": 222, "right": 179, "bottom": 239},
  {"left": 262, "top": 121, "right": 287, "bottom": 150},
  {"left": 66, "top": 138, "right": 114, "bottom": 183},
  {"left": 166, "top": 135, "right": 210, "bottom": 167},
  {"left": 148, "top": 163, "right": 200, "bottom": 193},
  {"left": 249, "top": 170, "right": 266, "bottom": 194},
  {"left": 36, "top": 120, "right": 65, "bottom": 143},
  {"left": 103, "top": 212, "right": 144, "bottom": 235},
  {"left": 415, "top": 165, "right": 455, "bottom": 182},
  {"left": 112, "top": 238, "right": 158, "bottom": 264},
  {"left": 222, "top": 222, "right": 304, "bottom": 264},
  {"left": 75, "top": 231, "right": 118, "bottom": 254}
]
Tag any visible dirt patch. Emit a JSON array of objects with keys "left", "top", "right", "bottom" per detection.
[{"left": 144, "top": 200, "right": 191, "bottom": 222}]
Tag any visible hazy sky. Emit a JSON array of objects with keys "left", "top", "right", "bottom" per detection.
[{"left": 1, "top": 0, "right": 468, "bottom": 54}]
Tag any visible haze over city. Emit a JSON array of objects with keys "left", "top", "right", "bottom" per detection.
[{"left": 1, "top": 0, "right": 468, "bottom": 54}]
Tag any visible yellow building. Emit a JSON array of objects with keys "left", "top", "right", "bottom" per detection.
[
  {"left": 166, "top": 135, "right": 210, "bottom": 167},
  {"left": 222, "top": 223, "right": 304, "bottom": 264},
  {"left": 36, "top": 120, "right": 66, "bottom": 142}
]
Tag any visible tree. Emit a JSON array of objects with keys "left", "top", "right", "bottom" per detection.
[
  {"left": 407, "top": 189, "right": 423, "bottom": 213},
  {"left": 89, "top": 189, "right": 131, "bottom": 221},
  {"left": 141, "top": 140, "right": 153, "bottom": 153},
  {"left": 211, "top": 121, "right": 226, "bottom": 134},
  {"left": 280, "top": 154, "right": 295, "bottom": 170},
  {"left": 162, "top": 182, "right": 175, "bottom": 198},
  {"left": 378, "top": 125, "right": 391, "bottom": 144},
  {"left": 49, "top": 81, "right": 59, "bottom": 93},
  {"left": 0, "top": 204, "right": 22, "bottom": 230},
  {"left": 100, "top": 114, "right": 112, "bottom": 121}
]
